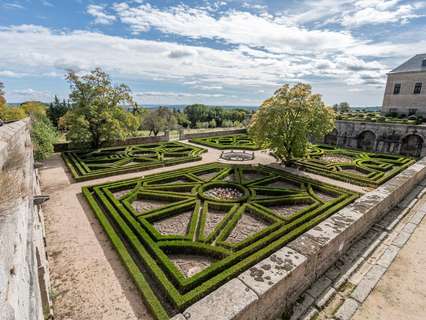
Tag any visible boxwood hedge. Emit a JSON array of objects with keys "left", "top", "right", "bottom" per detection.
[
  {"left": 62, "top": 141, "right": 206, "bottom": 181},
  {"left": 292, "top": 144, "right": 416, "bottom": 187},
  {"left": 83, "top": 162, "right": 358, "bottom": 319},
  {"left": 190, "top": 134, "right": 259, "bottom": 150}
]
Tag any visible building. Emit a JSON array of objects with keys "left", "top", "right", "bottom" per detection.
[{"left": 382, "top": 54, "right": 426, "bottom": 116}]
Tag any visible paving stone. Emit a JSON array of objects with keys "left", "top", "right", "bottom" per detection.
[
  {"left": 183, "top": 279, "right": 258, "bottom": 320},
  {"left": 348, "top": 262, "right": 374, "bottom": 286},
  {"left": 299, "top": 306, "right": 319, "bottom": 320},
  {"left": 289, "top": 294, "right": 315, "bottom": 320},
  {"left": 333, "top": 257, "right": 364, "bottom": 289},
  {"left": 361, "top": 232, "right": 387, "bottom": 259},
  {"left": 350, "top": 265, "right": 387, "bottom": 303},
  {"left": 402, "top": 222, "right": 417, "bottom": 235},
  {"left": 315, "top": 287, "right": 336, "bottom": 309},
  {"left": 376, "top": 245, "right": 399, "bottom": 268},
  {"left": 334, "top": 298, "right": 359, "bottom": 320},
  {"left": 325, "top": 265, "right": 341, "bottom": 280},
  {"left": 398, "top": 186, "right": 423, "bottom": 208},
  {"left": 410, "top": 210, "right": 426, "bottom": 225},
  {"left": 392, "top": 231, "right": 411, "bottom": 248},
  {"left": 306, "top": 276, "right": 332, "bottom": 298}
]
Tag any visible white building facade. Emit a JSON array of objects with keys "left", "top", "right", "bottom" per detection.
[{"left": 382, "top": 54, "right": 426, "bottom": 116}]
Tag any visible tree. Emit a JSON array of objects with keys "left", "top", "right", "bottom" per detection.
[
  {"left": 48, "top": 95, "right": 69, "bottom": 128},
  {"left": 333, "top": 102, "right": 351, "bottom": 113},
  {"left": 249, "top": 83, "right": 335, "bottom": 163},
  {"left": 30, "top": 112, "right": 58, "bottom": 161},
  {"left": 64, "top": 68, "right": 140, "bottom": 148},
  {"left": 184, "top": 104, "right": 209, "bottom": 127},
  {"left": 141, "top": 107, "right": 177, "bottom": 136}
]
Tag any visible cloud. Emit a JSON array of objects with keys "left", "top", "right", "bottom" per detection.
[
  {"left": 87, "top": 4, "right": 116, "bottom": 25},
  {"left": 341, "top": 1, "right": 422, "bottom": 27},
  {"left": 2, "top": 2, "right": 25, "bottom": 10},
  {"left": 112, "top": 2, "right": 363, "bottom": 54},
  {"left": 167, "top": 49, "right": 194, "bottom": 59},
  {"left": 7, "top": 88, "right": 52, "bottom": 101}
]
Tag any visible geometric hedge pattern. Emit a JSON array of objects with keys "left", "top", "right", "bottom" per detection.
[
  {"left": 190, "top": 134, "right": 259, "bottom": 150},
  {"left": 83, "top": 163, "right": 358, "bottom": 319},
  {"left": 293, "top": 144, "right": 416, "bottom": 187},
  {"left": 62, "top": 141, "right": 206, "bottom": 181}
]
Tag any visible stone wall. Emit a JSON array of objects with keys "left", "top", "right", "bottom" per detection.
[
  {"left": 382, "top": 72, "right": 426, "bottom": 116},
  {"left": 325, "top": 120, "right": 426, "bottom": 157},
  {"left": 0, "top": 119, "right": 52, "bottom": 320},
  {"left": 181, "top": 128, "right": 247, "bottom": 140}
]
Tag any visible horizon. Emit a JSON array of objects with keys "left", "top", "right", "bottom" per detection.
[{"left": 1, "top": 1, "right": 425, "bottom": 106}]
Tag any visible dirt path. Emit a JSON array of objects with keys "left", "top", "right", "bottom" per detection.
[{"left": 352, "top": 212, "right": 426, "bottom": 320}]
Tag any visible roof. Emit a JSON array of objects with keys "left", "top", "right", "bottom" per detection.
[{"left": 390, "top": 54, "right": 426, "bottom": 74}]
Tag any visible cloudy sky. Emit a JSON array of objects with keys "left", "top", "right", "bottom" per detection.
[{"left": 1, "top": 0, "right": 425, "bottom": 106}]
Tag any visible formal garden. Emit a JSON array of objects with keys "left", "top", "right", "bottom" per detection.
[
  {"left": 83, "top": 162, "right": 359, "bottom": 319},
  {"left": 190, "top": 133, "right": 259, "bottom": 150},
  {"left": 292, "top": 145, "right": 415, "bottom": 187},
  {"left": 4, "top": 68, "right": 418, "bottom": 320},
  {"left": 337, "top": 111, "right": 423, "bottom": 125},
  {"left": 62, "top": 141, "right": 206, "bottom": 181}
]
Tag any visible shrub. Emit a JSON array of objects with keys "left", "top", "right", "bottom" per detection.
[
  {"left": 82, "top": 162, "right": 358, "bottom": 319},
  {"left": 31, "top": 116, "right": 58, "bottom": 161}
]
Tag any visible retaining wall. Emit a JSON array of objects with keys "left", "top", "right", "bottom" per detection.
[
  {"left": 181, "top": 128, "right": 247, "bottom": 140},
  {"left": 0, "top": 119, "right": 52, "bottom": 320}
]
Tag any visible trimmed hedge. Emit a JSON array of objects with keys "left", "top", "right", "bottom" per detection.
[
  {"left": 292, "top": 144, "right": 416, "bottom": 187},
  {"left": 83, "top": 162, "right": 358, "bottom": 319},
  {"left": 62, "top": 141, "right": 206, "bottom": 181},
  {"left": 190, "top": 134, "right": 259, "bottom": 150}
]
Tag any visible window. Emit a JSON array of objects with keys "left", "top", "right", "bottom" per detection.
[
  {"left": 414, "top": 82, "right": 422, "bottom": 94},
  {"left": 393, "top": 83, "right": 401, "bottom": 95},
  {"left": 422, "top": 59, "right": 426, "bottom": 67}
]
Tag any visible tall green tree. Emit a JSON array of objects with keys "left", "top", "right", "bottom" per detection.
[
  {"left": 48, "top": 95, "right": 69, "bottom": 128},
  {"left": 64, "top": 68, "right": 140, "bottom": 148},
  {"left": 249, "top": 83, "right": 335, "bottom": 163},
  {"left": 184, "top": 104, "right": 209, "bottom": 127}
]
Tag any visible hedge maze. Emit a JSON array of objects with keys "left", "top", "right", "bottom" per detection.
[
  {"left": 62, "top": 141, "right": 206, "bottom": 181},
  {"left": 83, "top": 163, "right": 358, "bottom": 319},
  {"left": 190, "top": 134, "right": 259, "bottom": 150},
  {"left": 293, "top": 145, "right": 416, "bottom": 187}
]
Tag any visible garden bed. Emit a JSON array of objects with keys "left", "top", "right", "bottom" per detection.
[
  {"left": 190, "top": 134, "right": 259, "bottom": 150},
  {"left": 292, "top": 144, "right": 416, "bottom": 187},
  {"left": 62, "top": 141, "right": 206, "bottom": 181},
  {"left": 83, "top": 163, "right": 358, "bottom": 319}
]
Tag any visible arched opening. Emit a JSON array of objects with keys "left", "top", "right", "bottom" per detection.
[
  {"left": 400, "top": 134, "right": 423, "bottom": 157},
  {"left": 324, "top": 129, "right": 338, "bottom": 145},
  {"left": 357, "top": 130, "right": 376, "bottom": 151}
]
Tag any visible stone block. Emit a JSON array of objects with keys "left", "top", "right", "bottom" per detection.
[
  {"left": 171, "top": 314, "right": 186, "bottom": 320},
  {"left": 392, "top": 231, "right": 411, "bottom": 248},
  {"left": 182, "top": 279, "right": 258, "bottom": 320},
  {"left": 350, "top": 265, "right": 386, "bottom": 303},
  {"left": 376, "top": 245, "right": 399, "bottom": 268},
  {"left": 334, "top": 298, "right": 359, "bottom": 320},
  {"left": 289, "top": 294, "right": 315, "bottom": 320},
  {"left": 238, "top": 247, "right": 307, "bottom": 319},
  {"left": 315, "top": 287, "right": 336, "bottom": 309},
  {"left": 306, "top": 276, "right": 332, "bottom": 298},
  {"left": 410, "top": 210, "right": 426, "bottom": 225},
  {"left": 402, "top": 222, "right": 417, "bottom": 235}
]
